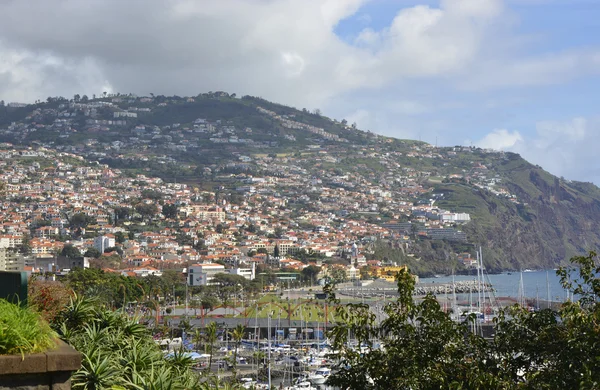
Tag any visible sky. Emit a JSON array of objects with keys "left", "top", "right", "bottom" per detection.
[{"left": 0, "top": 0, "right": 599, "bottom": 183}]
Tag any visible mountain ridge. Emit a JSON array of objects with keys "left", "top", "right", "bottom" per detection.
[{"left": 1, "top": 92, "right": 598, "bottom": 273}]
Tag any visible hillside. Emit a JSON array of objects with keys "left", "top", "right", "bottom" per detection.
[{"left": 1, "top": 93, "right": 599, "bottom": 273}]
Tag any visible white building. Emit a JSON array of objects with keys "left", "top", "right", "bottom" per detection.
[
  {"left": 229, "top": 263, "right": 256, "bottom": 281},
  {"left": 440, "top": 212, "right": 471, "bottom": 223},
  {"left": 113, "top": 111, "right": 138, "bottom": 118},
  {"left": 120, "top": 266, "right": 162, "bottom": 278},
  {"left": 187, "top": 263, "right": 225, "bottom": 286},
  {"left": 94, "top": 235, "right": 116, "bottom": 254}
]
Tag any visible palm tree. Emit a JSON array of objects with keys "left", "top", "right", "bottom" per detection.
[
  {"left": 230, "top": 324, "right": 245, "bottom": 379},
  {"left": 192, "top": 328, "right": 203, "bottom": 352},
  {"left": 206, "top": 321, "right": 218, "bottom": 371}
]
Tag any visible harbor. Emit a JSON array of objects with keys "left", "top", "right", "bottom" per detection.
[{"left": 152, "top": 260, "right": 571, "bottom": 389}]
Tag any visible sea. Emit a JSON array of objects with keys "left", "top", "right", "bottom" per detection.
[{"left": 420, "top": 270, "right": 570, "bottom": 301}]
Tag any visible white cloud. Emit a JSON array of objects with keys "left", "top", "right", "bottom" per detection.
[
  {"left": 535, "top": 117, "right": 586, "bottom": 145},
  {"left": 462, "top": 50, "right": 600, "bottom": 90},
  {"left": 478, "top": 117, "right": 600, "bottom": 183},
  {"left": 476, "top": 129, "right": 524, "bottom": 150},
  {"left": 0, "top": 0, "right": 549, "bottom": 105},
  {"left": 1, "top": 0, "right": 600, "bottom": 184}
]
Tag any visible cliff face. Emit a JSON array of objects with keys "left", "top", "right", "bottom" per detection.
[{"left": 436, "top": 153, "right": 600, "bottom": 271}]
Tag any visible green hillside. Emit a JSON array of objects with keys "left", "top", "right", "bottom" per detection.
[{"left": 1, "top": 93, "right": 600, "bottom": 271}]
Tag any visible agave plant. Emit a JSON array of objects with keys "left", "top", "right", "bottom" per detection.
[
  {"left": 54, "top": 293, "right": 96, "bottom": 334},
  {"left": 58, "top": 300, "right": 202, "bottom": 390},
  {"left": 72, "top": 352, "right": 122, "bottom": 389},
  {"left": 121, "top": 315, "right": 148, "bottom": 338},
  {"left": 94, "top": 308, "right": 123, "bottom": 329},
  {"left": 166, "top": 347, "right": 194, "bottom": 372}
]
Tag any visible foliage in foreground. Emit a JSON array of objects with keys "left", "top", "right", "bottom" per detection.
[
  {"left": 326, "top": 251, "right": 600, "bottom": 390},
  {"left": 53, "top": 294, "right": 200, "bottom": 390},
  {"left": 0, "top": 299, "right": 57, "bottom": 356}
]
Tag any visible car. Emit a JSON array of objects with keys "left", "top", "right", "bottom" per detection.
[{"left": 214, "top": 360, "right": 233, "bottom": 370}]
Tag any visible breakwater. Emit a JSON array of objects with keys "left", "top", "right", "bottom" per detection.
[
  {"left": 338, "top": 280, "right": 493, "bottom": 299},
  {"left": 415, "top": 281, "right": 493, "bottom": 295}
]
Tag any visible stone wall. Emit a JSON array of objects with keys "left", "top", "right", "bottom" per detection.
[{"left": 0, "top": 340, "right": 81, "bottom": 390}]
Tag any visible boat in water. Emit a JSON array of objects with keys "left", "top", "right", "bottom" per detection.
[
  {"left": 287, "top": 381, "right": 317, "bottom": 390},
  {"left": 308, "top": 367, "right": 331, "bottom": 385}
]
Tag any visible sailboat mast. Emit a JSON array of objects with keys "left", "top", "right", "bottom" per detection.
[
  {"left": 479, "top": 247, "right": 487, "bottom": 320},
  {"left": 477, "top": 248, "right": 483, "bottom": 313},
  {"left": 519, "top": 272, "right": 525, "bottom": 308},
  {"left": 267, "top": 314, "right": 272, "bottom": 389},
  {"left": 546, "top": 271, "right": 550, "bottom": 309},
  {"left": 452, "top": 273, "right": 458, "bottom": 321}
]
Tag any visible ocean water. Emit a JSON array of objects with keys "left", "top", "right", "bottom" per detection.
[{"left": 420, "top": 270, "right": 571, "bottom": 301}]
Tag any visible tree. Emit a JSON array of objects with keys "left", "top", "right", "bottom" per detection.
[
  {"left": 141, "top": 189, "right": 163, "bottom": 200},
  {"left": 201, "top": 295, "right": 219, "bottom": 316},
  {"left": 330, "top": 268, "right": 347, "bottom": 283},
  {"left": 69, "top": 212, "right": 95, "bottom": 229},
  {"left": 206, "top": 321, "right": 218, "bottom": 370},
  {"left": 210, "top": 273, "right": 247, "bottom": 304},
  {"left": 301, "top": 265, "right": 321, "bottom": 284},
  {"left": 326, "top": 252, "right": 600, "bottom": 389},
  {"left": 114, "top": 206, "right": 131, "bottom": 222},
  {"left": 84, "top": 247, "right": 102, "bottom": 258},
  {"left": 61, "top": 244, "right": 81, "bottom": 259},
  {"left": 114, "top": 231, "right": 126, "bottom": 244},
  {"left": 230, "top": 324, "right": 245, "bottom": 379},
  {"left": 135, "top": 203, "right": 158, "bottom": 222},
  {"left": 274, "top": 227, "right": 284, "bottom": 239},
  {"left": 19, "top": 232, "right": 31, "bottom": 255},
  {"left": 273, "top": 244, "right": 280, "bottom": 258},
  {"left": 162, "top": 203, "right": 178, "bottom": 219}
]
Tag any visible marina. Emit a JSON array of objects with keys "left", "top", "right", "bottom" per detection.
[{"left": 154, "top": 249, "right": 573, "bottom": 388}]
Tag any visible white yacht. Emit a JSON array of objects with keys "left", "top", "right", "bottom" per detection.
[
  {"left": 308, "top": 367, "right": 331, "bottom": 385},
  {"left": 288, "top": 381, "right": 316, "bottom": 390}
]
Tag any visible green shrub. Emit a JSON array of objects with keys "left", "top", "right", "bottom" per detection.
[
  {"left": 54, "top": 295, "right": 200, "bottom": 389},
  {"left": 0, "top": 299, "right": 57, "bottom": 355}
]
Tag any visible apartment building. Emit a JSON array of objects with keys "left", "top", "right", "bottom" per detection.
[{"left": 187, "top": 263, "right": 225, "bottom": 286}]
